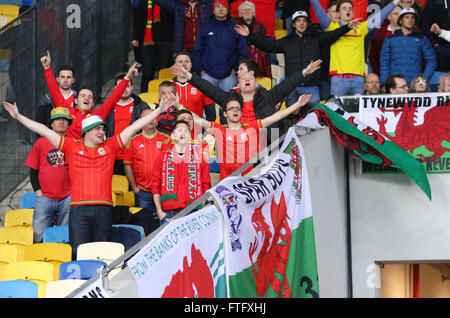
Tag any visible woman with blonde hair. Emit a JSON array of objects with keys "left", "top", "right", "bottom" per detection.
[{"left": 409, "top": 74, "right": 431, "bottom": 93}]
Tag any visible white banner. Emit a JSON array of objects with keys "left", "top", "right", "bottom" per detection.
[
  {"left": 127, "top": 205, "right": 226, "bottom": 298},
  {"left": 210, "top": 128, "right": 318, "bottom": 298}
]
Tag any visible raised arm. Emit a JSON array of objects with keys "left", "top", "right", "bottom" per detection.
[
  {"left": 3, "top": 102, "right": 61, "bottom": 147},
  {"left": 119, "top": 94, "right": 172, "bottom": 145},
  {"left": 310, "top": 0, "right": 331, "bottom": 29},
  {"left": 94, "top": 63, "right": 140, "bottom": 120},
  {"left": 261, "top": 94, "right": 312, "bottom": 128},
  {"left": 235, "top": 24, "right": 285, "bottom": 53},
  {"left": 41, "top": 50, "right": 68, "bottom": 108},
  {"left": 367, "top": 1, "right": 399, "bottom": 32},
  {"left": 171, "top": 64, "right": 229, "bottom": 106}
]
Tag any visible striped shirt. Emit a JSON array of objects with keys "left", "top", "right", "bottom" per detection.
[
  {"left": 58, "top": 134, "right": 125, "bottom": 206},
  {"left": 123, "top": 131, "right": 170, "bottom": 192},
  {"left": 209, "top": 120, "right": 262, "bottom": 180}
]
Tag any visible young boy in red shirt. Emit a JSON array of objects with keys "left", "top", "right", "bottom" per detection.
[{"left": 151, "top": 120, "right": 211, "bottom": 224}]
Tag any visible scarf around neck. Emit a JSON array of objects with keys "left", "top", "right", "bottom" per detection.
[{"left": 161, "top": 144, "right": 203, "bottom": 204}]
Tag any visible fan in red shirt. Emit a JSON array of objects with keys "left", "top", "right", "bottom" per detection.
[
  {"left": 124, "top": 108, "right": 171, "bottom": 220},
  {"left": 171, "top": 52, "right": 216, "bottom": 123},
  {"left": 151, "top": 120, "right": 211, "bottom": 224},
  {"left": 40, "top": 50, "right": 134, "bottom": 139},
  {"left": 2, "top": 83, "right": 173, "bottom": 259},
  {"left": 25, "top": 107, "right": 72, "bottom": 243},
  {"left": 179, "top": 91, "right": 312, "bottom": 180}
]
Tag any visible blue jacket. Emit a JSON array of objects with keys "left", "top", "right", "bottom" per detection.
[
  {"left": 380, "top": 29, "right": 437, "bottom": 85},
  {"left": 192, "top": 16, "right": 249, "bottom": 79},
  {"left": 153, "top": 0, "right": 213, "bottom": 52}
]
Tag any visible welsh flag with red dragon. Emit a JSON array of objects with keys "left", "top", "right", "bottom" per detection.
[
  {"left": 296, "top": 100, "right": 431, "bottom": 200},
  {"left": 212, "top": 128, "right": 319, "bottom": 298}
]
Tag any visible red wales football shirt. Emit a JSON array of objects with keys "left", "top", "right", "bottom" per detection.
[
  {"left": 209, "top": 120, "right": 262, "bottom": 180},
  {"left": 123, "top": 131, "right": 170, "bottom": 192},
  {"left": 58, "top": 134, "right": 125, "bottom": 206}
]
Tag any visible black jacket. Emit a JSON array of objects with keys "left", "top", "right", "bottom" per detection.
[
  {"left": 189, "top": 71, "right": 313, "bottom": 139},
  {"left": 105, "top": 94, "right": 150, "bottom": 138},
  {"left": 247, "top": 23, "right": 351, "bottom": 86}
]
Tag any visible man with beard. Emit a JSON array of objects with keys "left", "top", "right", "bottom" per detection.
[{"left": 380, "top": 8, "right": 437, "bottom": 85}]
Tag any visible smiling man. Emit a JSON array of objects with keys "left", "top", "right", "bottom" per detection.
[
  {"left": 36, "top": 65, "right": 76, "bottom": 129},
  {"left": 2, "top": 93, "right": 172, "bottom": 259},
  {"left": 380, "top": 8, "right": 437, "bottom": 86},
  {"left": 41, "top": 50, "right": 139, "bottom": 139},
  {"left": 185, "top": 93, "right": 312, "bottom": 180}
]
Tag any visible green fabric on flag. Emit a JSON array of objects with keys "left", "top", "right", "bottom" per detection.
[{"left": 308, "top": 104, "right": 432, "bottom": 200}]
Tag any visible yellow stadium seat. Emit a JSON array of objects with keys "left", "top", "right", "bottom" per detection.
[
  {"left": 148, "top": 79, "right": 166, "bottom": 92},
  {"left": 129, "top": 207, "right": 143, "bottom": 214},
  {"left": 0, "top": 243, "right": 24, "bottom": 272},
  {"left": 139, "top": 91, "right": 159, "bottom": 105},
  {"left": 0, "top": 225, "right": 34, "bottom": 247},
  {"left": 25, "top": 243, "right": 72, "bottom": 280},
  {"left": 158, "top": 67, "right": 175, "bottom": 79},
  {"left": 4, "top": 208, "right": 33, "bottom": 227},
  {"left": 112, "top": 174, "right": 129, "bottom": 205},
  {"left": 0, "top": 4, "right": 20, "bottom": 26},
  {"left": 123, "top": 191, "right": 135, "bottom": 207},
  {"left": 256, "top": 77, "right": 272, "bottom": 90},
  {"left": 275, "top": 29, "right": 287, "bottom": 39},
  {"left": 45, "top": 279, "right": 86, "bottom": 298},
  {"left": 112, "top": 174, "right": 129, "bottom": 196},
  {"left": 275, "top": 18, "right": 284, "bottom": 30},
  {"left": 0, "top": 261, "right": 54, "bottom": 298}
]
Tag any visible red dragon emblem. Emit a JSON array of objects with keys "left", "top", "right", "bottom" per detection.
[
  {"left": 376, "top": 104, "right": 450, "bottom": 162},
  {"left": 161, "top": 244, "right": 214, "bottom": 298},
  {"left": 249, "top": 192, "right": 292, "bottom": 298}
]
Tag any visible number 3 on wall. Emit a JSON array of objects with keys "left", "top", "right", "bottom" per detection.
[{"left": 300, "top": 276, "right": 319, "bottom": 298}]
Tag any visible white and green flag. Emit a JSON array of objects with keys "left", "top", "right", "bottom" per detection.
[
  {"left": 211, "top": 128, "right": 319, "bottom": 298},
  {"left": 127, "top": 205, "right": 226, "bottom": 298}
]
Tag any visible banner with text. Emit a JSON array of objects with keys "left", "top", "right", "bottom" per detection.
[
  {"left": 359, "top": 92, "right": 450, "bottom": 173},
  {"left": 127, "top": 205, "right": 226, "bottom": 298},
  {"left": 211, "top": 128, "right": 319, "bottom": 298}
]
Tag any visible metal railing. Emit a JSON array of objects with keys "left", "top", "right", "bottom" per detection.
[{"left": 0, "top": 1, "right": 132, "bottom": 202}]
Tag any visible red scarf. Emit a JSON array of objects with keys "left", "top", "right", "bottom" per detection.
[
  {"left": 144, "top": 0, "right": 161, "bottom": 46},
  {"left": 160, "top": 145, "right": 202, "bottom": 204}
]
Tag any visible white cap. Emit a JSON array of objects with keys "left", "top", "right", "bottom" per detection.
[
  {"left": 81, "top": 115, "right": 107, "bottom": 136},
  {"left": 398, "top": 7, "right": 417, "bottom": 25},
  {"left": 291, "top": 10, "right": 309, "bottom": 22}
]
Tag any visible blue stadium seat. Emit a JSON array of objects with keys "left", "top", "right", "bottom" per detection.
[
  {"left": 0, "top": 280, "right": 39, "bottom": 298},
  {"left": 43, "top": 225, "right": 69, "bottom": 244},
  {"left": 59, "top": 260, "right": 107, "bottom": 280},
  {"left": 112, "top": 224, "right": 145, "bottom": 240},
  {"left": 110, "top": 226, "right": 141, "bottom": 251},
  {"left": 20, "top": 192, "right": 36, "bottom": 209}
]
